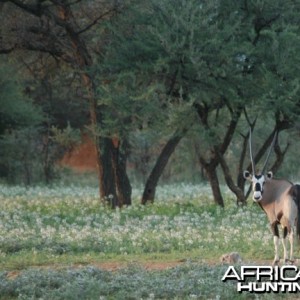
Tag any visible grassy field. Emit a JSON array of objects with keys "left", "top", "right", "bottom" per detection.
[{"left": 0, "top": 183, "right": 298, "bottom": 299}]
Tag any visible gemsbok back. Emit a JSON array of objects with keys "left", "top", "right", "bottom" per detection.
[{"left": 244, "top": 130, "right": 300, "bottom": 265}]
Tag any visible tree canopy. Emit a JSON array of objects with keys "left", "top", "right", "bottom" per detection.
[{"left": 1, "top": 0, "right": 300, "bottom": 206}]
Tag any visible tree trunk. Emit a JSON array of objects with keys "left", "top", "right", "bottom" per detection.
[
  {"left": 23, "top": 154, "right": 31, "bottom": 186},
  {"left": 111, "top": 137, "right": 132, "bottom": 207},
  {"left": 194, "top": 101, "right": 243, "bottom": 206},
  {"left": 237, "top": 131, "right": 249, "bottom": 195},
  {"left": 99, "top": 137, "right": 117, "bottom": 207},
  {"left": 217, "top": 150, "right": 246, "bottom": 205},
  {"left": 205, "top": 165, "right": 224, "bottom": 207},
  {"left": 141, "top": 132, "right": 184, "bottom": 204},
  {"left": 42, "top": 132, "right": 52, "bottom": 185},
  {"left": 194, "top": 144, "right": 225, "bottom": 207},
  {"left": 56, "top": 5, "right": 118, "bottom": 204}
]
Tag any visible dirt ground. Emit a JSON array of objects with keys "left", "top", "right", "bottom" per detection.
[
  {"left": 91, "top": 261, "right": 185, "bottom": 271},
  {"left": 6, "top": 258, "right": 280, "bottom": 281},
  {"left": 5, "top": 261, "right": 186, "bottom": 280}
]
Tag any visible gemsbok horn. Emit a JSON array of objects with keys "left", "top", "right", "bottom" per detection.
[{"left": 244, "top": 129, "right": 300, "bottom": 265}]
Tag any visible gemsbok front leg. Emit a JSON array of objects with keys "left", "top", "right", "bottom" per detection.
[
  {"left": 281, "top": 226, "right": 295, "bottom": 264},
  {"left": 271, "top": 222, "right": 280, "bottom": 266},
  {"left": 282, "top": 227, "right": 289, "bottom": 263},
  {"left": 287, "top": 227, "right": 295, "bottom": 263}
]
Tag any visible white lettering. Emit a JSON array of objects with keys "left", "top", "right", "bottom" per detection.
[
  {"left": 256, "top": 266, "right": 273, "bottom": 281},
  {"left": 296, "top": 269, "right": 300, "bottom": 280},
  {"left": 222, "top": 266, "right": 300, "bottom": 293},
  {"left": 237, "top": 282, "right": 300, "bottom": 293},
  {"left": 273, "top": 266, "right": 280, "bottom": 281},
  {"left": 280, "top": 266, "right": 298, "bottom": 282},
  {"left": 237, "top": 282, "right": 253, "bottom": 292},
  {"left": 221, "top": 266, "right": 240, "bottom": 282},
  {"left": 279, "top": 282, "right": 293, "bottom": 292},
  {"left": 240, "top": 266, "right": 257, "bottom": 281},
  {"left": 290, "top": 282, "right": 300, "bottom": 292},
  {"left": 264, "top": 282, "right": 277, "bottom": 292}
]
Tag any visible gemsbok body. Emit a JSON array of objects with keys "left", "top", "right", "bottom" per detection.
[{"left": 244, "top": 130, "right": 300, "bottom": 265}]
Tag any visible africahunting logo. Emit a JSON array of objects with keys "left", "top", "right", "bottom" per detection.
[{"left": 222, "top": 266, "right": 300, "bottom": 293}]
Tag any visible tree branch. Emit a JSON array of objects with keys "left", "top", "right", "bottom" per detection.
[
  {"left": 219, "top": 105, "right": 243, "bottom": 155},
  {"left": 216, "top": 148, "right": 246, "bottom": 204},
  {"left": 4, "top": 0, "right": 43, "bottom": 17},
  {"left": 77, "top": 9, "right": 117, "bottom": 35},
  {"left": 253, "top": 14, "right": 281, "bottom": 46},
  {"left": 0, "top": 45, "right": 15, "bottom": 54}
]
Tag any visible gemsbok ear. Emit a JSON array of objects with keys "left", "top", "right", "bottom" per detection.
[
  {"left": 243, "top": 170, "right": 252, "bottom": 180},
  {"left": 266, "top": 171, "right": 273, "bottom": 179}
]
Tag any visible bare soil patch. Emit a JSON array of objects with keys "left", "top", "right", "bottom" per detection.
[
  {"left": 5, "top": 260, "right": 186, "bottom": 280},
  {"left": 5, "top": 258, "right": 279, "bottom": 282},
  {"left": 92, "top": 261, "right": 184, "bottom": 271}
]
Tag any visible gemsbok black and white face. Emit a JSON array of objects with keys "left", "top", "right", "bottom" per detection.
[
  {"left": 243, "top": 129, "right": 277, "bottom": 202},
  {"left": 243, "top": 171, "right": 273, "bottom": 202}
]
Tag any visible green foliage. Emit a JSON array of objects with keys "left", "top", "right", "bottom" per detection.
[
  {"left": 24, "top": 64, "right": 90, "bottom": 130},
  {"left": 106, "top": 0, "right": 300, "bottom": 121},
  {"left": 2, "top": 0, "right": 300, "bottom": 191},
  {"left": 50, "top": 123, "right": 81, "bottom": 150},
  {"left": 0, "top": 59, "right": 88, "bottom": 184},
  {"left": 0, "top": 127, "right": 60, "bottom": 185},
  {"left": 0, "top": 63, "right": 43, "bottom": 134},
  {"left": 96, "top": 0, "right": 300, "bottom": 185},
  {"left": 0, "top": 61, "right": 47, "bottom": 183}
]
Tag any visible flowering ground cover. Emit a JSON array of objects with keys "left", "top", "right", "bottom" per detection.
[{"left": 0, "top": 183, "right": 296, "bottom": 299}]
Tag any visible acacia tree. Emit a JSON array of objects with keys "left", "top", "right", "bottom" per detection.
[
  {"left": 158, "top": 0, "right": 300, "bottom": 206},
  {"left": 96, "top": 0, "right": 197, "bottom": 204},
  {"left": 99, "top": 0, "right": 300, "bottom": 206},
  {"left": 215, "top": 0, "right": 300, "bottom": 204},
  {"left": 0, "top": 0, "right": 132, "bottom": 206},
  {"left": 99, "top": 0, "right": 247, "bottom": 206}
]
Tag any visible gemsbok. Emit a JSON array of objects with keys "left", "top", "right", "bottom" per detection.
[{"left": 244, "top": 130, "right": 300, "bottom": 265}]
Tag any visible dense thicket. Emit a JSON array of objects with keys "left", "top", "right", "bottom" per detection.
[{"left": 1, "top": 0, "right": 300, "bottom": 206}]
